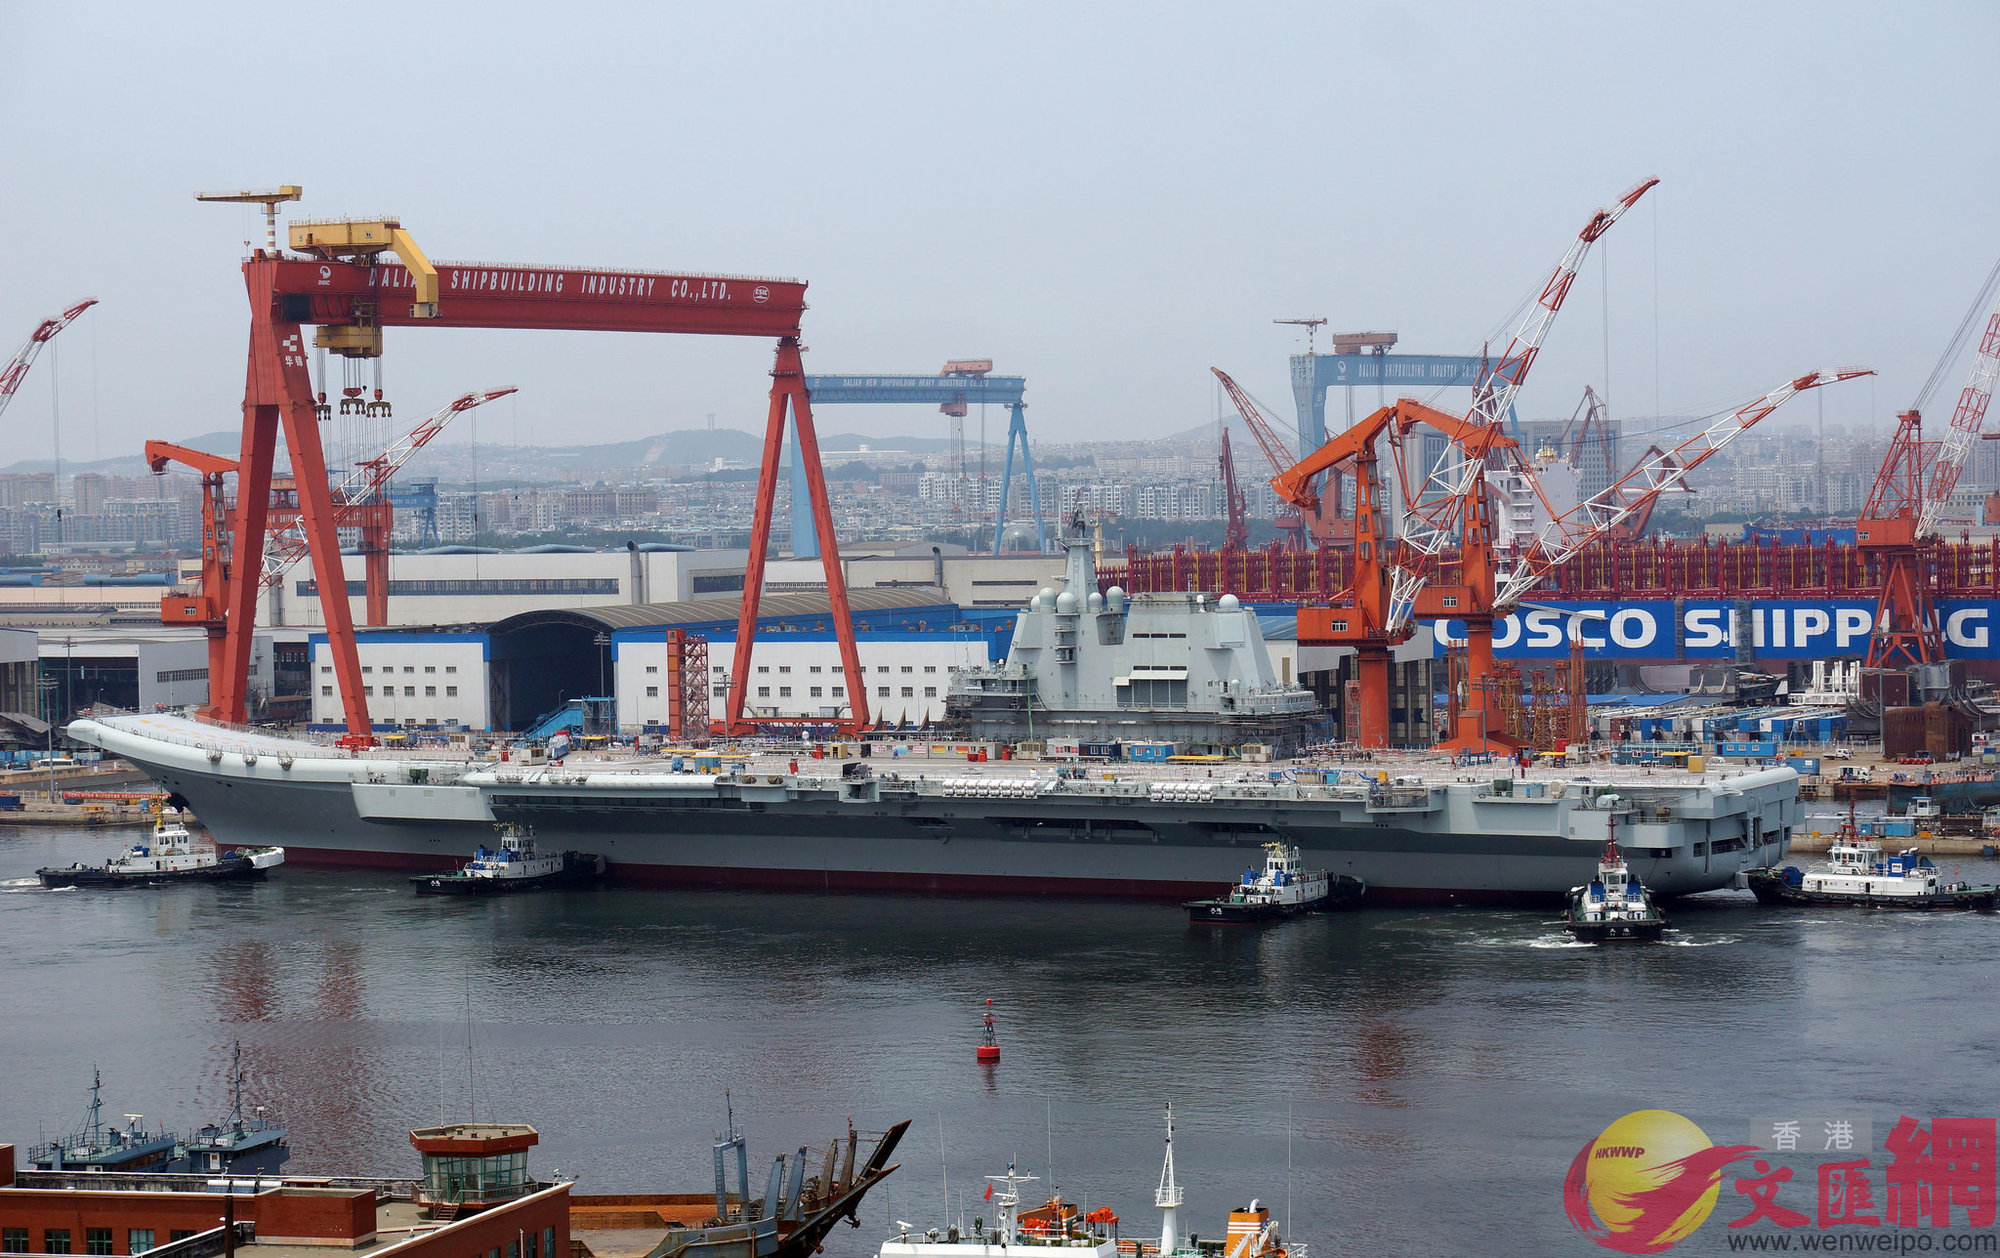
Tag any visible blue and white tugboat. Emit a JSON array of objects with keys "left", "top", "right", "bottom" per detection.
[
  {"left": 411, "top": 823, "right": 606, "bottom": 896},
  {"left": 1748, "top": 814, "right": 1997, "bottom": 911},
  {"left": 37, "top": 808, "right": 283, "bottom": 889},
  {"left": 1563, "top": 840, "right": 1668, "bottom": 942},
  {"left": 1185, "top": 842, "right": 1361, "bottom": 923}
]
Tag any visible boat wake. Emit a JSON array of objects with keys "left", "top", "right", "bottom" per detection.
[
  {"left": 1660, "top": 935, "right": 1739, "bottom": 947},
  {"left": 1502, "top": 933, "right": 1596, "bottom": 950}
]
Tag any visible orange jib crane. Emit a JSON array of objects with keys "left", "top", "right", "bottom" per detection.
[{"left": 1270, "top": 398, "right": 1505, "bottom": 747}]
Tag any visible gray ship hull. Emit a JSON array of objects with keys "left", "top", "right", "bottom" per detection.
[{"left": 69, "top": 715, "right": 1799, "bottom": 906}]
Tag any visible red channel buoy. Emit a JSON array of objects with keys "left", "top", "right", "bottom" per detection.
[{"left": 976, "top": 997, "right": 1000, "bottom": 1063}]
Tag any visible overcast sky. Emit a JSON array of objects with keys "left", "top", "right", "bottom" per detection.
[{"left": 3, "top": 2, "right": 1995, "bottom": 469}]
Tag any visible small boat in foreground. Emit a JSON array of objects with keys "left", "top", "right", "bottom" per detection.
[
  {"left": 1562, "top": 841, "right": 1668, "bottom": 942},
  {"left": 37, "top": 808, "right": 282, "bottom": 888},
  {"left": 876, "top": 1105, "right": 1297, "bottom": 1258},
  {"left": 411, "top": 823, "right": 606, "bottom": 895},
  {"left": 1185, "top": 842, "right": 1362, "bottom": 923},
  {"left": 1747, "top": 817, "right": 1997, "bottom": 911},
  {"left": 879, "top": 1167, "right": 1117, "bottom": 1258}
]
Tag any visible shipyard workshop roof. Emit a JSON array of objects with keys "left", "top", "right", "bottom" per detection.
[{"left": 487, "top": 585, "right": 967, "bottom": 636}]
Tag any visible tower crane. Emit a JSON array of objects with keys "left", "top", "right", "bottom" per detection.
[
  {"left": 0, "top": 298, "right": 98, "bottom": 425},
  {"left": 1858, "top": 260, "right": 2000, "bottom": 673},
  {"left": 1218, "top": 427, "right": 1249, "bottom": 550},
  {"left": 1388, "top": 177, "right": 1658, "bottom": 637},
  {"left": 1212, "top": 367, "right": 1317, "bottom": 549}
]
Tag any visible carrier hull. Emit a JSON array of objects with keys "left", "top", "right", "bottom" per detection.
[{"left": 68, "top": 716, "right": 1803, "bottom": 907}]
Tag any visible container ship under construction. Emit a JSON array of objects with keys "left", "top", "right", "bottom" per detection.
[{"left": 66, "top": 514, "right": 1801, "bottom": 906}]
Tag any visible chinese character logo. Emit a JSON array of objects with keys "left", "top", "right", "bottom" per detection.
[{"left": 1564, "top": 1110, "right": 1760, "bottom": 1254}]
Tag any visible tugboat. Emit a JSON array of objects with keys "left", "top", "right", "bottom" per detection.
[
  {"left": 1562, "top": 839, "right": 1669, "bottom": 942},
  {"left": 410, "top": 823, "right": 606, "bottom": 895},
  {"left": 1185, "top": 842, "right": 1361, "bottom": 923},
  {"left": 176, "top": 1042, "right": 289, "bottom": 1177},
  {"left": 1748, "top": 811, "right": 1997, "bottom": 910},
  {"left": 37, "top": 808, "right": 283, "bottom": 888},
  {"left": 29, "top": 1069, "right": 182, "bottom": 1172}
]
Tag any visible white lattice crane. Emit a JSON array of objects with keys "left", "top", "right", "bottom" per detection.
[
  {"left": 261, "top": 387, "right": 517, "bottom": 588},
  {"left": 1387, "top": 178, "right": 1658, "bottom": 634},
  {"left": 1497, "top": 369, "right": 1875, "bottom": 607}
]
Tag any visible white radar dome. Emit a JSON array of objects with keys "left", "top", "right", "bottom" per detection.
[
  {"left": 1055, "top": 590, "right": 1079, "bottom": 614},
  {"left": 1218, "top": 593, "right": 1241, "bottom": 611}
]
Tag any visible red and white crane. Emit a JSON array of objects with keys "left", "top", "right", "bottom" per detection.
[
  {"left": 1498, "top": 369, "right": 1876, "bottom": 608},
  {"left": 1859, "top": 261, "right": 2000, "bottom": 671},
  {"left": 1388, "top": 178, "right": 1658, "bottom": 635},
  {"left": 1212, "top": 367, "right": 1316, "bottom": 548},
  {"left": 0, "top": 298, "right": 97, "bottom": 424},
  {"left": 260, "top": 387, "right": 517, "bottom": 590}
]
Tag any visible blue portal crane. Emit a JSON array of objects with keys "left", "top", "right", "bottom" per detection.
[
  {"left": 798, "top": 362, "right": 1042, "bottom": 557},
  {"left": 1286, "top": 330, "right": 1521, "bottom": 454}
]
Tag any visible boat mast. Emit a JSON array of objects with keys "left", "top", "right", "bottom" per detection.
[
  {"left": 1156, "top": 1103, "right": 1184, "bottom": 1256},
  {"left": 227, "top": 1042, "right": 246, "bottom": 1133}
]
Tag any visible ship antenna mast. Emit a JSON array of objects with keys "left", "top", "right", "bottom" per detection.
[
  {"left": 228, "top": 1042, "right": 246, "bottom": 1133},
  {"left": 1156, "top": 1103, "right": 1184, "bottom": 1257},
  {"left": 86, "top": 1067, "right": 104, "bottom": 1146}
]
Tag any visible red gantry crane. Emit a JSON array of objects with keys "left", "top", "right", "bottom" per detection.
[
  {"left": 191, "top": 187, "right": 866, "bottom": 746},
  {"left": 1857, "top": 261, "right": 2000, "bottom": 674},
  {"left": 0, "top": 298, "right": 97, "bottom": 424}
]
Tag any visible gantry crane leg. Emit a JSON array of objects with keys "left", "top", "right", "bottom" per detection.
[
  {"left": 727, "top": 338, "right": 871, "bottom": 734},
  {"left": 224, "top": 258, "right": 375, "bottom": 742}
]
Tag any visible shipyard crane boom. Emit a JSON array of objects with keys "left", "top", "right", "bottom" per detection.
[
  {"left": 1497, "top": 368, "right": 1875, "bottom": 607},
  {"left": 1214, "top": 369, "right": 1316, "bottom": 502},
  {"left": 0, "top": 298, "right": 98, "bottom": 424},
  {"left": 1856, "top": 258, "right": 2000, "bottom": 672},
  {"left": 1388, "top": 178, "right": 1658, "bottom": 633},
  {"left": 1219, "top": 428, "right": 1249, "bottom": 549},
  {"left": 1213, "top": 367, "right": 1319, "bottom": 547},
  {"left": 259, "top": 387, "right": 517, "bottom": 590},
  {"left": 1917, "top": 279, "right": 2000, "bottom": 538}
]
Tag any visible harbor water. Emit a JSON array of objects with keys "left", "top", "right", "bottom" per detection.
[{"left": 5, "top": 822, "right": 1998, "bottom": 1256}]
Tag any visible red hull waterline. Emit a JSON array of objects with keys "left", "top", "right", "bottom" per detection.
[{"left": 277, "top": 845, "right": 1556, "bottom": 907}]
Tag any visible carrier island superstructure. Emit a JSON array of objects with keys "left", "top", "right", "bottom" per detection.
[
  {"left": 944, "top": 510, "right": 1324, "bottom": 754},
  {"left": 68, "top": 532, "right": 1800, "bottom": 904}
]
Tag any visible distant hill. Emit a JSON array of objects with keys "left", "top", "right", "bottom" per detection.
[
  {"left": 1, "top": 427, "right": 966, "bottom": 481},
  {"left": 1, "top": 430, "right": 243, "bottom": 477}
]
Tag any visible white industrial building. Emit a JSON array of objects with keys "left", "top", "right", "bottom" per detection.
[
  {"left": 309, "top": 588, "right": 1006, "bottom": 732},
  {"left": 264, "top": 546, "right": 751, "bottom": 629}
]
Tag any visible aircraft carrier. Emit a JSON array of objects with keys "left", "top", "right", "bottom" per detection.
[
  {"left": 64, "top": 511, "right": 1800, "bottom": 904},
  {"left": 66, "top": 711, "right": 1799, "bottom": 905}
]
